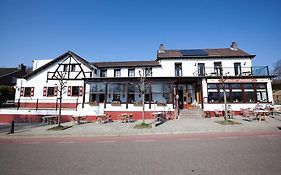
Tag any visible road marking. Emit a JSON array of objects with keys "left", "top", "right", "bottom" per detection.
[
  {"left": 257, "top": 135, "right": 280, "bottom": 138},
  {"left": 96, "top": 140, "right": 116, "bottom": 143},
  {"left": 216, "top": 136, "right": 238, "bottom": 139},
  {"left": 135, "top": 139, "right": 156, "bottom": 142},
  {"left": 56, "top": 141, "right": 75, "bottom": 144},
  {"left": 20, "top": 142, "right": 40, "bottom": 144},
  {"left": 179, "top": 138, "right": 201, "bottom": 141}
]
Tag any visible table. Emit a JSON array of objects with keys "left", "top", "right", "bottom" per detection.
[
  {"left": 120, "top": 113, "right": 133, "bottom": 123},
  {"left": 42, "top": 115, "right": 58, "bottom": 125},
  {"left": 72, "top": 115, "right": 87, "bottom": 125},
  {"left": 152, "top": 112, "right": 166, "bottom": 122},
  {"left": 254, "top": 110, "right": 268, "bottom": 121},
  {"left": 96, "top": 114, "right": 112, "bottom": 124}
]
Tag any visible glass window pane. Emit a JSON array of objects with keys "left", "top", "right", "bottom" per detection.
[
  {"left": 232, "top": 84, "right": 241, "bottom": 89},
  {"left": 207, "top": 84, "right": 217, "bottom": 89},
  {"left": 208, "top": 92, "right": 218, "bottom": 103},
  {"left": 245, "top": 91, "right": 255, "bottom": 103},
  {"left": 232, "top": 92, "right": 242, "bottom": 102}
]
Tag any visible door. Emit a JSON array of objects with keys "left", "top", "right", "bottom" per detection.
[
  {"left": 234, "top": 63, "right": 241, "bottom": 76},
  {"left": 214, "top": 62, "right": 222, "bottom": 75},
  {"left": 198, "top": 63, "right": 205, "bottom": 76},
  {"left": 178, "top": 90, "right": 184, "bottom": 109}
]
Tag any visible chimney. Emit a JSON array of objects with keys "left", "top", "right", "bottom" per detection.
[
  {"left": 230, "top": 41, "right": 238, "bottom": 50},
  {"left": 18, "top": 63, "right": 26, "bottom": 71},
  {"left": 158, "top": 43, "right": 165, "bottom": 53}
]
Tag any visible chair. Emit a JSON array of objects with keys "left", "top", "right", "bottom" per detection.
[{"left": 214, "top": 109, "right": 223, "bottom": 117}]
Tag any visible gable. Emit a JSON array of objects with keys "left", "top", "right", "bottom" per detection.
[{"left": 24, "top": 51, "right": 93, "bottom": 80}]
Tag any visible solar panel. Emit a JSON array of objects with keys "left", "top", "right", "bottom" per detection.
[{"left": 179, "top": 49, "right": 208, "bottom": 56}]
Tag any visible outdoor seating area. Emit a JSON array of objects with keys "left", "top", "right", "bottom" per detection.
[
  {"left": 96, "top": 114, "right": 113, "bottom": 124},
  {"left": 42, "top": 115, "right": 58, "bottom": 125},
  {"left": 119, "top": 113, "right": 134, "bottom": 123},
  {"left": 72, "top": 115, "right": 88, "bottom": 125},
  {"left": 152, "top": 111, "right": 167, "bottom": 122},
  {"left": 241, "top": 104, "right": 273, "bottom": 122}
]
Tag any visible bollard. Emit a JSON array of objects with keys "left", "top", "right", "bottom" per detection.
[{"left": 10, "top": 121, "right": 14, "bottom": 134}]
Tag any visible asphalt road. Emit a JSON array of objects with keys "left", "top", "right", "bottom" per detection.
[{"left": 0, "top": 134, "right": 280, "bottom": 175}]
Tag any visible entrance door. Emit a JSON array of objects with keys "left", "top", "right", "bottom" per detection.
[
  {"left": 234, "top": 63, "right": 241, "bottom": 76},
  {"left": 178, "top": 89, "right": 184, "bottom": 109}
]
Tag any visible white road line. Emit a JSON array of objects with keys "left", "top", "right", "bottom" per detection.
[
  {"left": 96, "top": 140, "right": 116, "bottom": 143},
  {"left": 257, "top": 135, "right": 280, "bottom": 138},
  {"left": 179, "top": 138, "right": 201, "bottom": 141},
  {"left": 134, "top": 140, "right": 156, "bottom": 142},
  {"left": 20, "top": 142, "right": 40, "bottom": 144},
  {"left": 56, "top": 141, "right": 75, "bottom": 144},
  {"left": 216, "top": 136, "right": 238, "bottom": 139}
]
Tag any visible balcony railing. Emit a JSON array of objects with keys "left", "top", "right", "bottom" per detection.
[{"left": 193, "top": 66, "right": 269, "bottom": 77}]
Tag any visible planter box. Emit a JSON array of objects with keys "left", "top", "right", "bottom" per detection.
[
  {"left": 88, "top": 102, "right": 99, "bottom": 106},
  {"left": 111, "top": 102, "right": 121, "bottom": 106}
]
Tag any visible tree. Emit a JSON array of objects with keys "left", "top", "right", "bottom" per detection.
[
  {"left": 55, "top": 72, "right": 67, "bottom": 126},
  {"left": 272, "top": 59, "right": 281, "bottom": 79},
  {"left": 138, "top": 67, "right": 151, "bottom": 124}
]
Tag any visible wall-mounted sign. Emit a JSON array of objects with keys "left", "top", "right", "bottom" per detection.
[{"left": 207, "top": 78, "right": 268, "bottom": 83}]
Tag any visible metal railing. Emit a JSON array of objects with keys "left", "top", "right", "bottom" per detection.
[{"left": 193, "top": 66, "right": 269, "bottom": 77}]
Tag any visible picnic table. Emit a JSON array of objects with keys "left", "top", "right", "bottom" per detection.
[
  {"left": 72, "top": 115, "right": 87, "bottom": 125},
  {"left": 96, "top": 114, "right": 112, "bottom": 124},
  {"left": 119, "top": 113, "right": 134, "bottom": 123},
  {"left": 151, "top": 111, "right": 166, "bottom": 122},
  {"left": 42, "top": 115, "right": 58, "bottom": 125}
]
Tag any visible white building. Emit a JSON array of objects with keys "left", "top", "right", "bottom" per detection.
[{"left": 2, "top": 42, "right": 274, "bottom": 122}]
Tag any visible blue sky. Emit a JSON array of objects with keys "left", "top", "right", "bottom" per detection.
[{"left": 0, "top": 0, "right": 281, "bottom": 70}]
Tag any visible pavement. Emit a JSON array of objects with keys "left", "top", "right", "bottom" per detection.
[{"left": 1, "top": 114, "right": 281, "bottom": 138}]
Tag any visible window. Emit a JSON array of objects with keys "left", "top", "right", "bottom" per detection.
[
  {"left": 244, "top": 84, "right": 255, "bottom": 102},
  {"left": 24, "top": 87, "right": 32, "bottom": 97},
  {"left": 100, "top": 69, "right": 107, "bottom": 77},
  {"left": 128, "top": 69, "right": 135, "bottom": 77},
  {"left": 232, "top": 84, "right": 242, "bottom": 102},
  {"left": 234, "top": 63, "right": 241, "bottom": 76},
  {"left": 107, "top": 83, "right": 125, "bottom": 103},
  {"left": 71, "top": 65, "right": 76, "bottom": 72},
  {"left": 145, "top": 67, "right": 152, "bottom": 77},
  {"left": 47, "top": 87, "right": 55, "bottom": 97},
  {"left": 90, "top": 83, "right": 106, "bottom": 103},
  {"left": 151, "top": 82, "right": 171, "bottom": 104},
  {"left": 175, "top": 63, "right": 182, "bottom": 77},
  {"left": 71, "top": 86, "right": 80, "bottom": 96},
  {"left": 214, "top": 62, "right": 222, "bottom": 75},
  {"left": 94, "top": 69, "right": 97, "bottom": 75},
  {"left": 114, "top": 69, "right": 121, "bottom": 77},
  {"left": 20, "top": 87, "right": 34, "bottom": 97},
  {"left": 63, "top": 65, "right": 68, "bottom": 72},
  {"left": 256, "top": 83, "right": 267, "bottom": 102},
  {"left": 43, "top": 87, "right": 57, "bottom": 97},
  {"left": 198, "top": 63, "right": 205, "bottom": 76}
]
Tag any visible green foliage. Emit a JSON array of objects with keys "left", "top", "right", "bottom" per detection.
[
  {"left": 47, "top": 125, "right": 72, "bottom": 131},
  {"left": 0, "top": 86, "right": 15, "bottom": 104},
  {"left": 215, "top": 120, "right": 241, "bottom": 125},
  {"left": 134, "top": 123, "right": 152, "bottom": 129}
]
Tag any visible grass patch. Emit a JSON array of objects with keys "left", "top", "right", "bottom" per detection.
[
  {"left": 134, "top": 123, "right": 152, "bottom": 129},
  {"left": 47, "top": 125, "right": 72, "bottom": 131},
  {"left": 215, "top": 120, "right": 241, "bottom": 125}
]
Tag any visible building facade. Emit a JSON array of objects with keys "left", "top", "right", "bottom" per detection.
[{"left": 0, "top": 42, "right": 274, "bottom": 123}]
